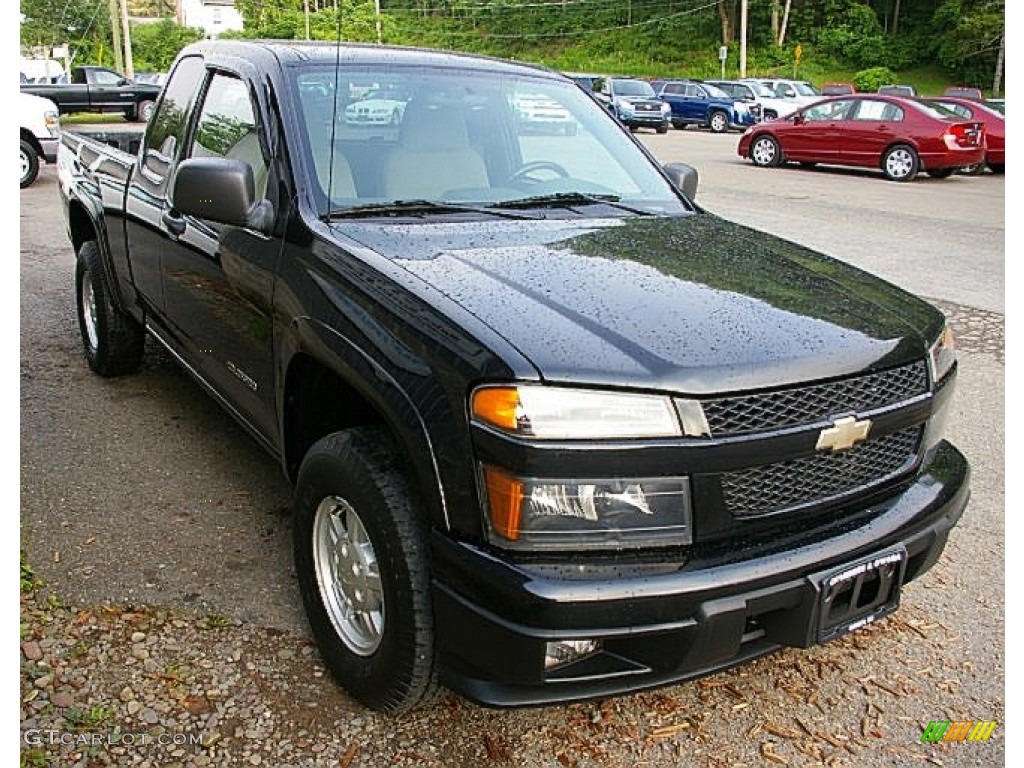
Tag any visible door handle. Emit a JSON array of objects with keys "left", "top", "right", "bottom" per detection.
[{"left": 162, "top": 210, "right": 186, "bottom": 238}]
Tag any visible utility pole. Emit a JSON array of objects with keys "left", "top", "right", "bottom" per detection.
[
  {"left": 992, "top": 23, "right": 1005, "bottom": 96},
  {"left": 119, "top": 0, "right": 134, "bottom": 78},
  {"left": 375, "top": 0, "right": 383, "bottom": 43},
  {"left": 304, "top": 0, "right": 311, "bottom": 40},
  {"left": 739, "top": 0, "right": 748, "bottom": 78},
  {"left": 108, "top": 0, "right": 124, "bottom": 73}
]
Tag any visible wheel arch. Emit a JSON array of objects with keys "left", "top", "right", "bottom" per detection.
[
  {"left": 20, "top": 129, "right": 44, "bottom": 157},
  {"left": 280, "top": 322, "right": 449, "bottom": 531}
]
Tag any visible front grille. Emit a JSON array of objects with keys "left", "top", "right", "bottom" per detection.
[
  {"left": 701, "top": 361, "right": 928, "bottom": 437},
  {"left": 721, "top": 426, "right": 923, "bottom": 518}
]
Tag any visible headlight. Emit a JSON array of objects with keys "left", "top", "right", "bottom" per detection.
[
  {"left": 616, "top": 99, "right": 635, "bottom": 114},
  {"left": 481, "top": 466, "right": 692, "bottom": 550},
  {"left": 471, "top": 385, "right": 685, "bottom": 440},
  {"left": 927, "top": 324, "right": 956, "bottom": 384},
  {"left": 45, "top": 110, "right": 60, "bottom": 137},
  {"left": 660, "top": 103, "right": 671, "bottom": 114}
]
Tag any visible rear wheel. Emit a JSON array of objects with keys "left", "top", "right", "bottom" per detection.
[
  {"left": 988, "top": 163, "right": 1004, "bottom": 174},
  {"left": 137, "top": 100, "right": 156, "bottom": 122},
  {"left": 75, "top": 240, "right": 145, "bottom": 376},
  {"left": 750, "top": 135, "right": 782, "bottom": 167},
  {"left": 20, "top": 139, "right": 39, "bottom": 188},
  {"left": 709, "top": 111, "right": 729, "bottom": 133},
  {"left": 294, "top": 428, "right": 437, "bottom": 713},
  {"left": 882, "top": 144, "right": 919, "bottom": 182},
  {"left": 927, "top": 167, "right": 955, "bottom": 179}
]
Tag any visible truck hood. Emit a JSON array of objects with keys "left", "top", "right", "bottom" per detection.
[{"left": 339, "top": 214, "right": 942, "bottom": 394}]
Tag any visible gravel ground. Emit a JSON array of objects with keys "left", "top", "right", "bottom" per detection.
[{"left": 19, "top": 132, "right": 1006, "bottom": 768}]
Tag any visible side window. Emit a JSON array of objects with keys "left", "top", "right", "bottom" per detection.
[
  {"left": 142, "top": 56, "right": 206, "bottom": 179},
  {"left": 189, "top": 73, "right": 268, "bottom": 201},
  {"left": 804, "top": 99, "right": 853, "bottom": 121},
  {"left": 91, "top": 69, "right": 122, "bottom": 85},
  {"left": 853, "top": 100, "right": 903, "bottom": 122},
  {"left": 665, "top": 83, "right": 683, "bottom": 95}
]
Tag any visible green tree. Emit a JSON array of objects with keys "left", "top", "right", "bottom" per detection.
[
  {"left": 129, "top": 19, "right": 205, "bottom": 71},
  {"left": 20, "top": 0, "right": 112, "bottom": 60}
]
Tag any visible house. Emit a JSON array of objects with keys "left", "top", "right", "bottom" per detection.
[{"left": 180, "top": 0, "right": 243, "bottom": 37}]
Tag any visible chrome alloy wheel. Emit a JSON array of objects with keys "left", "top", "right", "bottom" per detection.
[
  {"left": 80, "top": 268, "right": 99, "bottom": 350},
  {"left": 20, "top": 147, "right": 31, "bottom": 185},
  {"left": 885, "top": 147, "right": 915, "bottom": 180},
  {"left": 751, "top": 136, "right": 778, "bottom": 166},
  {"left": 312, "top": 495, "right": 384, "bottom": 656}
]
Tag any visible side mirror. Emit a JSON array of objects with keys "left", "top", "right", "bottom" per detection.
[
  {"left": 663, "top": 162, "right": 699, "bottom": 200},
  {"left": 793, "top": 113, "right": 805, "bottom": 125},
  {"left": 170, "top": 157, "right": 272, "bottom": 231}
]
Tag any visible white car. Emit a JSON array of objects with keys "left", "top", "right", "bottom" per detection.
[
  {"left": 344, "top": 88, "right": 410, "bottom": 127},
  {"left": 20, "top": 92, "right": 61, "bottom": 188},
  {"left": 743, "top": 78, "right": 821, "bottom": 112},
  {"left": 512, "top": 92, "right": 577, "bottom": 135}
]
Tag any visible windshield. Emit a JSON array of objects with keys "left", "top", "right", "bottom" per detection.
[
  {"left": 743, "top": 81, "right": 775, "bottom": 98},
  {"left": 291, "top": 66, "right": 687, "bottom": 218},
  {"left": 703, "top": 83, "right": 729, "bottom": 98},
  {"left": 612, "top": 79, "right": 657, "bottom": 98},
  {"left": 792, "top": 82, "right": 819, "bottom": 96}
]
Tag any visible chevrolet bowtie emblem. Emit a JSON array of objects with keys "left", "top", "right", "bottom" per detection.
[{"left": 816, "top": 416, "right": 872, "bottom": 452}]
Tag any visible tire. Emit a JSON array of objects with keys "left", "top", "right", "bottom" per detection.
[
  {"left": 882, "top": 144, "right": 919, "bottom": 182},
  {"left": 124, "top": 107, "right": 137, "bottom": 122},
  {"left": 958, "top": 162, "right": 985, "bottom": 176},
  {"left": 75, "top": 241, "right": 145, "bottom": 376},
  {"left": 750, "top": 134, "right": 782, "bottom": 167},
  {"left": 20, "top": 139, "right": 39, "bottom": 189},
  {"left": 656, "top": 125, "right": 669, "bottom": 134},
  {"left": 988, "top": 163, "right": 1004, "bottom": 174},
  {"left": 709, "top": 111, "right": 729, "bottom": 133},
  {"left": 927, "top": 167, "right": 955, "bottom": 179},
  {"left": 294, "top": 428, "right": 437, "bottom": 713},
  {"left": 137, "top": 100, "right": 156, "bottom": 122}
]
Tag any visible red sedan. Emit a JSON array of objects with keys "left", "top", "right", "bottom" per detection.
[
  {"left": 737, "top": 94, "right": 985, "bottom": 181},
  {"left": 927, "top": 96, "right": 1004, "bottom": 174}
]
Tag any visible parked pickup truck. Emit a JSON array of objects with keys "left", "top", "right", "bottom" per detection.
[
  {"left": 22, "top": 65, "right": 162, "bottom": 121},
  {"left": 59, "top": 40, "right": 968, "bottom": 713}
]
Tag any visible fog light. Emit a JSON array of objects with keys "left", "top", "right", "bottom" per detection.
[{"left": 545, "top": 639, "right": 601, "bottom": 670}]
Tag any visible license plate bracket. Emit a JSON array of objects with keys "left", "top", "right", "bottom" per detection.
[{"left": 816, "top": 546, "right": 908, "bottom": 643}]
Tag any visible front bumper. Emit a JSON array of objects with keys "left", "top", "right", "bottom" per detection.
[
  {"left": 432, "top": 442, "right": 969, "bottom": 707},
  {"left": 39, "top": 137, "right": 59, "bottom": 164},
  {"left": 620, "top": 112, "right": 670, "bottom": 129}
]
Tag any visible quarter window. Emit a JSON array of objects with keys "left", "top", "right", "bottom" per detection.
[{"left": 143, "top": 56, "right": 206, "bottom": 179}]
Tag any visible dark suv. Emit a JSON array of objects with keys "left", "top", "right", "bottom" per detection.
[
  {"left": 591, "top": 76, "right": 671, "bottom": 132},
  {"left": 652, "top": 79, "right": 760, "bottom": 132}
]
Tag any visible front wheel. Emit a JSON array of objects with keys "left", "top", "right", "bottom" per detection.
[
  {"left": 750, "top": 135, "right": 782, "bottom": 167},
  {"left": 20, "top": 139, "right": 39, "bottom": 188},
  {"left": 137, "top": 100, "right": 156, "bottom": 122},
  {"left": 882, "top": 144, "right": 919, "bottom": 182},
  {"left": 709, "top": 111, "right": 729, "bottom": 133},
  {"left": 75, "top": 240, "right": 145, "bottom": 376},
  {"left": 656, "top": 125, "right": 669, "bottom": 134},
  {"left": 294, "top": 428, "right": 436, "bottom": 713}
]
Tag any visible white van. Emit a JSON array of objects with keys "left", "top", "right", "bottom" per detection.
[{"left": 21, "top": 92, "right": 61, "bottom": 188}]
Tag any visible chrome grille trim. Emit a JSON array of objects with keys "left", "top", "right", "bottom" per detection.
[{"left": 700, "top": 361, "right": 928, "bottom": 437}]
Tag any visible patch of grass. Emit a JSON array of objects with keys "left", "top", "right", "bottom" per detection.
[
  {"left": 203, "top": 613, "right": 231, "bottom": 629},
  {"left": 20, "top": 749, "right": 47, "bottom": 768},
  {"left": 20, "top": 552, "right": 43, "bottom": 594},
  {"left": 64, "top": 705, "right": 113, "bottom": 730},
  {"left": 60, "top": 112, "right": 130, "bottom": 125}
]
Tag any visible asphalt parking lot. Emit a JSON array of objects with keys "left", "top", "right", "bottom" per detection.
[{"left": 20, "top": 128, "right": 1005, "bottom": 767}]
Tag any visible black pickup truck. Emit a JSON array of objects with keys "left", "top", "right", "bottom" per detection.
[
  {"left": 59, "top": 40, "right": 969, "bottom": 713},
  {"left": 22, "top": 65, "right": 162, "bottom": 121}
]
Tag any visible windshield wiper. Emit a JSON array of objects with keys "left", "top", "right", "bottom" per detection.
[
  {"left": 489, "top": 192, "right": 655, "bottom": 216},
  {"left": 322, "top": 199, "right": 536, "bottom": 221}
]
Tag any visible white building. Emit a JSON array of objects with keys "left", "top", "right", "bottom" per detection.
[{"left": 180, "top": 0, "right": 243, "bottom": 37}]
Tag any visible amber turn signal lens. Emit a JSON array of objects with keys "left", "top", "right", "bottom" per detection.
[
  {"left": 482, "top": 465, "right": 524, "bottom": 541},
  {"left": 472, "top": 387, "right": 521, "bottom": 431}
]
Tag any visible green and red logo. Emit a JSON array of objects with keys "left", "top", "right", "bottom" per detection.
[{"left": 921, "top": 720, "right": 998, "bottom": 743}]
